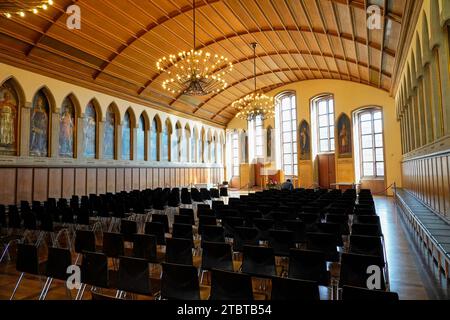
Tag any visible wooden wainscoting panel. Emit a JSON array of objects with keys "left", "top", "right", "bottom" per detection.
[
  {"left": 86, "top": 168, "right": 97, "bottom": 195},
  {"left": 116, "top": 168, "right": 124, "bottom": 193},
  {"left": 48, "top": 168, "right": 62, "bottom": 200},
  {"left": 33, "top": 168, "right": 48, "bottom": 202},
  {"left": 164, "top": 168, "right": 170, "bottom": 187},
  {"left": 147, "top": 168, "right": 152, "bottom": 189},
  {"left": 17, "top": 168, "right": 33, "bottom": 203},
  {"left": 0, "top": 168, "right": 16, "bottom": 205},
  {"left": 62, "top": 168, "right": 75, "bottom": 199},
  {"left": 106, "top": 168, "right": 116, "bottom": 193},
  {"left": 170, "top": 168, "right": 176, "bottom": 188},
  {"left": 97, "top": 168, "right": 106, "bottom": 195},
  {"left": 442, "top": 156, "right": 450, "bottom": 216},
  {"left": 124, "top": 168, "right": 132, "bottom": 192},
  {"left": 132, "top": 168, "right": 139, "bottom": 190},
  {"left": 153, "top": 168, "right": 159, "bottom": 188},
  {"left": 140, "top": 168, "right": 146, "bottom": 190},
  {"left": 75, "top": 168, "right": 87, "bottom": 196}
]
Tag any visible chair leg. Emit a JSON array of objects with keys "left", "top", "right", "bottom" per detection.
[{"left": 10, "top": 272, "right": 24, "bottom": 300}]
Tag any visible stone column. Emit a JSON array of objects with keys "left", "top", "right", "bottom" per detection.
[
  {"left": 76, "top": 114, "right": 85, "bottom": 159},
  {"left": 20, "top": 102, "right": 32, "bottom": 157}
]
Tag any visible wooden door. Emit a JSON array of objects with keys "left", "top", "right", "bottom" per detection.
[{"left": 318, "top": 154, "right": 336, "bottom": 189}]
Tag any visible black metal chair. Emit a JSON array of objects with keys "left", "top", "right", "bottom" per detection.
[
  {"left": 288, "top": 249, "right": 330, "bottom": 286},
  {"left": 232, "top": 227, "right": 259, "bottom": 252},
  {"left": 201, "top": 225, "right": 225, "bottom": 244},
  {"left": 151, "top": 214, "right": 170, "bottom": 233},
  {"left": 172, "top": 223, "right": 194, "bottom": 247},
  {"left": 198, "top": 216, "right": 217, "bottom": 235},
  {"left": 306, "top": 232, "right": 339, "bottom": 262},
  {"left": 102, "top": 232, "right": 124, "bottom": 260},
  {"left": 353, "top": 215, "right": 381, "bottom": 225},
  {"left": 160, "top": 263, "right": 200, "bottom": 300},
  {"left": 315, "top": 222, "right": 344, "bottom": 247},
  {"left": 174, "top": 214, "right": 193, "bottom": 226},
  {"left": 284, "top": 220, "right": 306, "bottom": 243},
  {"left": 349, "top": 235, "right": 385, "bottom": 264},
  {"left": 219, "top": 187, "right": 228, "bottom": 197},
  {"left": 253, "top": 218, "right": 275, "bottom": 241},
  {"left": 351, "top": 223, "right": 383, "bottom": 237},
  {"left": 181, "top": 188, "right": 192, "bottom": 205},
  {"left": 120, "top": 219, "right": 138, "bottom": 242},
  {"left": 165, "top": 237, "right": 193, "bottom": 266},
  {"left": 268, "top": 230, "right": 295, "bottom": 257},
  {"left": 242, "top": 245, "right": 276, "bottom": 278},
  {"left": 133, "top": 234, "right": 158, "bottom": 263},
  {"left": 178, "top": 208, "right": 195, "bottom": 224},
  {"left": 40, "top": 247, "right": 73, "bottom": 300},
  {"left": 271, "top": 277, "right": 320, "bottom": 300},
  {"left": 116, "top": 256, "right": 152, "bottom": 298},
  {"left": 339, "top": 253, "right": 386, "bottom": 290},
  {"left": 210, "top": 188, "right": 220, "bottom": 199},
  {"left": 341, "top": 285, "right": 399, "bottom": 301},
  {"left": 75, "top": 230, "right": 96, "bottom": 256},
  {"left": 144, "top": 222, "right": 166, "bottom": 245},
  {"left": 201, "top": 241, "right": 233, "bottom": 273},
  {"left": 209, "top": 269, "right": 253, "bottom": 300},
  {"left": 77, "top": 251, "right": 109, "bottom": 300}
]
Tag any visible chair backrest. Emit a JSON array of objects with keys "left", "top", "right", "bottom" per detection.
[
  {"left": 351, "top": 223, "right": 383, "bottom": 237},
  {"left": 172, "top": 223, "right": 194, "bottom": 243},
  {"left": 242, "top": 245, "right": 276, "bottom": 277},
  {"left": 144, "top": 221, "right": 166, "bottom": 245},
  {"left": 81, "top": 251, "right": 108, "bottom": 288},
  {"left": 271, "top": 277, "right": 320, "bottom": 300},
  {"left": 233, "top": 227, "right": 259, "bottom": 252},
  {"left": 209, "top": 269, "right": 253, "bottom": 300},
  {"left": 133, "top": 234, "right": 158, "bottom": 263},
  {"left": 288, "top": 249, "right": 330, "bottom": 286},
  {"left": 339, "top": 253, "right": 386, "bottom": 290},
  {"left": 120, "top": 219, "right": 138, "bottom": 242},
  {"left": 16, "top": 243, "right": 39, "bottom": 275},
  {"left": 268, "top": 230, "right": 295, "bottom": 257},
  {"left": 353, "top": 215, "right": 381, "bottom": 225},
  {"left": 161, "top": 263, "right": 200, "bottom": 300},
  {"left": 75, "top": 230, "right": 96, "bottom": 254},
  {"left": 102, "top": 232, "right": 124, "bottom": 258},
  {"left": 151, "top": 214, "right": 169, "bottom": 233},
  {"left": 341, "top": 285, "right": 399, "bottom": 301},
  {"left": 201, "top": 241, "right": 233, "bottom": 272},
  {"left": 201, "top": 225, "right": 225, "bottom": 243},
  {"left": 349, "top": 235, "right": 384, "bottom": 263},
  {"left": 306, "top": 232, "right": 339, "bottom": 262},
  {"left": 198, "top": 216, "right": 217, "bottom": 234},
  {"left": 117, "top": 256, "right": 151, "bottom": 295},
  {"left": 174, "top": 214, "right": 193, "bottom": 226},
  {"left": 283, "top": 220, "right": 306, "bottom": 243},
  {"left": 46, "top": 247, "right": 72, "bottom": 281},
  {"left": 165, "top": 237, "right": 193, "bottom": 266}
]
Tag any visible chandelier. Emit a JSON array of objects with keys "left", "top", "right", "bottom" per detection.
[
  {"left": 0, "top": 0, "right": 53, "bottom": 18},
  {"left": 233, "top": 43, "right": 274, "bottom": 121},
  {"left": 156, "top": 0, "right": 233, "bottom": 96}
]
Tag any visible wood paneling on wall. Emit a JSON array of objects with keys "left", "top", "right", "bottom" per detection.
[
  {"left": 0, "top": 166, "right": 224, "bottom": 205},
  {"left": 402, "top": 152, "right": 450, "bottom": 219}
]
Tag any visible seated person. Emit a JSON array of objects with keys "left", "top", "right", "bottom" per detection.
[{"left": 281, "top": 179, "right": 294, "bottom": 191}]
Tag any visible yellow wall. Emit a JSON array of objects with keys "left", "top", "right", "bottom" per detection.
[{"left": 229, "top": 79, "right": 402, "bottom": 195}]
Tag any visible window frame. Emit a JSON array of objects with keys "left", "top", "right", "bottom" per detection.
[
  {"left": 277, "top": 92, "right": 298, "bottom": 177},
  {"left": 232, "top": 131, "right": 240, "bottom": 177},
  {"left": 315, "top": 95, "right": 335, "bottom": 154}
]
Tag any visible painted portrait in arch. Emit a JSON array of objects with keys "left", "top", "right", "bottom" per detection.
[
  {"left": 337, "top": 113, "right": 352, "bottom": 158},
  {"left": 59, "top": 97, "right": 75, "bottom": 158},
  {"left": 122, "top": 112, "right": 131, "bottom": 161},
  {"left": 150, "top": 118, "right": 158, "bottom": 161},
  {"left": 137, "top": 115, "right": 145, "bottom": 161},
  {"left": 161, "top": 122, "right": 169, "bottom": 162},
  {"left": 84, "top": 103, "right": 96, "bottom": 158},
  {"left": 103, "top": 108, "right": 116, "bottom": 160},
  {"left": 0, "top": 81, "right": 19, "bottom": 156},
  {"left": 30, "top": 90, "right": 49, "bottom": 157},
  {"left": 299, "top": 120, "right": 311, "bottom": 161}
]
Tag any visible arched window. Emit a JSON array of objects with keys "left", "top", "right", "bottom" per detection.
[
  {"left": 184, "top": 126, "right": 191, "bottom": 162},
  {"left": 122, "top": 111, "right": 131, "bottom": 160},
  {"left": 151, "top": 117, "right": 159, "bottom": 161},
  {"left": 0, "top": 79, "right": 21, "bottom": 156},
  {"left": 103, "top": 106, "right": 116, "bottom": 160},
  {"left": 232, "top": 131, "right": 240, "bottom": 176},
  {"left": 249, "top": 115, "right": 264, "bottom": 159},
  {"left": 276, "top": 92, "right": 297, "bottom": 176},
  {"left": 30, "top": 89, "right": 50, "bottom": 157},
  {"left": 137, "top": 115, "right": 146, "bottom": 161},
  {"left": 84, "top": 102, "right": 97, "bottom": 159},
  {"left": 191, "top": 129, "right": 197, "bottom": 163},
  {"left": 162, "top": 120, "right": 170, "bottom": 162},
  {"left": 211, "top": 136, "right": 216, "bottom": 163},
  {"left": 59, "top": 96, "right": 76, "bottom": 158},
  {"left": 354, "top": 108, "right": 385, "bottom": 179},
  {"left": 313, "top": 94, "right": 335, "bottom": 153},
  {"left": 173, "top": 122, "right": 181, "bottom": 162}
]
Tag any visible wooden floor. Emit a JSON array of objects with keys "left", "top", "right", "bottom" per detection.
[{"left": 0, "top": 196, "right": 449, "bottom": 300}]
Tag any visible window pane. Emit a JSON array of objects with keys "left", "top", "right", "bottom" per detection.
[
  {"left": 329, "top": 100, "right": 334, "bottom": 113},
  {"left": 362, "top": 135, "right": 373, "bottom": 148},
  {"left": 361, "top": 113, "right": 372, "bottom": 122},
  {"left": 363, "top": 162, "right": 374, "bottom": 176},
  {"left": 320, "top": 140, "right": 329, "bottom": 152},
  {"left": 330, "top": 139, "right": 335, "bottom": 151},
  {"left": 283, "top": 132, "right": 291, "bottom": 142},
  {"left": 376, "top": 162, "right": 385, "bottom": 176},
  {"left": 283, "top": 143, "right": 292, "bottom": 154},
  {"left": 284, "top": 166, "right": 292, "bottom": 176},
  {"left": 283, "top": 121, "right": 291, "bottom": 132},
  {"left": 282, "top": 110, "right": 291, "bottom": 120},
  {"left": 374, "top": 119, "right": 383, "bottom": 133},
  {"left": 363, "top": 149, "right": 374, "bottom": 161},
  {"left": 284, "top": 154, "right": 292, "bottom": 164},
  {"left": 319, "top": 127, "right": 329, "bottom": 139},
  {"left": 376, "top": 148, "right": 384, "bottom": 162},
  {"left": 373, "top": 111, "right": 382, "bottom": 120},
  {"left": 375, "top": 134, "right": 383, "bottom": 147},
  {"left": 319, "top": 115, "right": 328, "bottom": 127},
  {"left": 256, "top": 146, "right": 263, "bottom": 156},
  {"left": 318, "top": 101, "right": 327, "bottom": 115},
  {"left": 361, "top": 121, "right": 372, "bottom": 134},
  {"left": 330, "top": 127, "right": 335, "bottom": 139},
  {"left": 329, "top": 114, "right": 334, "bottom": 126}
]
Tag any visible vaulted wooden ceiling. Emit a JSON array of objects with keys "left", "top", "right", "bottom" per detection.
[{"left": 0, "top": 0, "right": 416, "bottom": 126}]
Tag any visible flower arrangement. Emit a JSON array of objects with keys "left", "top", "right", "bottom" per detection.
[{"left": 267, "top": 178, "right": 279, "bottom": 189}]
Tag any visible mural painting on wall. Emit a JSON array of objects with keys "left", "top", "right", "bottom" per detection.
[
  {"left": 266, "top": 126, "right": 272, "bottom": 158},
  {"left": 137, "top": 116, "right": 145, "bottom": 161},
  {"left": 29, "top": 91, "right": 49, "bottom": 157},
  {"left": 151, "top": 119, "right": 158, "bottom": 161},
  {"left": 103, "top": 108, "right": 115, "bottom": 160},
  {"left": 299, "top": 120, "right": 311, "bottom": 161},
  {"left": 122, "top": 112, "right": 131, "bottom": 160},
  {"left": 337, "top": 113, "right": 352, "bottom": 158},
  {"left": 59, "top": 97, "right": 75, "bottom": 158},
  {"left": 0, "top": 82, "right": 18, "bottom": 156},
  {"left": 84, "top": 103, "right": 96, "bottom": 158}
]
